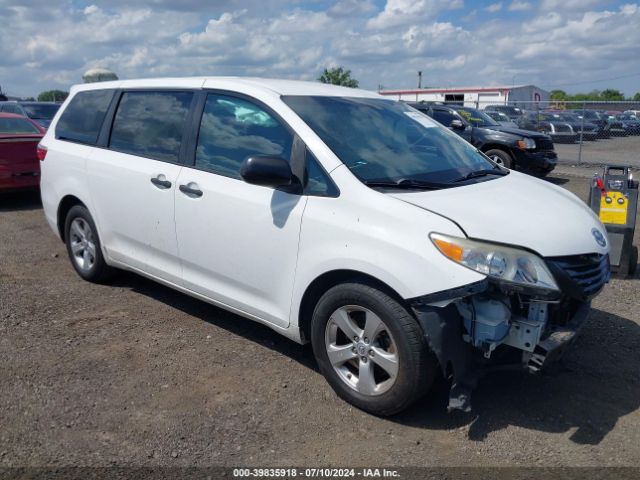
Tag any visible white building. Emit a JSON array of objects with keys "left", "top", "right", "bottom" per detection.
[{"left": 379, "top": 84, "right": 550, "bottom": 109}]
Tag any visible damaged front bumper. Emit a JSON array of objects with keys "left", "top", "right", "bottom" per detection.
[{"left": 410, "top": 253, "right": 608, "bottom": 412}]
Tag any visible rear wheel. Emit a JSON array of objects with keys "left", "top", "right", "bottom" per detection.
[
  {"left": 310, "top": 283, "right": 437, "bottom": 416},
  {"left": 485, "top": 149, "right": 513, "bottom": 169},
  {"left": 64, "top": 205, "right": 114, "bottom": 282}
]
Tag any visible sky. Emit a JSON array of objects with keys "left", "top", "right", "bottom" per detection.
[{"left": 1, "top": 0, "right": 639, "bottom": 98}]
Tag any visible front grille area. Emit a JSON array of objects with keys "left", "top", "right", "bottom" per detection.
[
  {"left": 546, "top": 253, "right": 610, "bottom": 300},
  {"left": 536, "top": 137, "right": 555, "bottom": 151}
]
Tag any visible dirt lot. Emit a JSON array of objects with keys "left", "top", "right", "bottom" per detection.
[
  {"left": 555, "top": 134, "right": 640, "bottom": 168},
  {"left": 1, "top": 167, "right": 639, "bottom": 470}
]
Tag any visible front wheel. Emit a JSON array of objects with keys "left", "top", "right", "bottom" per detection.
[
  {"left": 484, "top": 149, "right": 513, "bottom": 169},
  {"left": 310, "top": 283, "right": 437, "bottom": 416}
]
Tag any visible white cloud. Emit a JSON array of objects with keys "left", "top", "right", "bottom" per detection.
[
  {"left": 485, "top": 2, "right": 503, "bottom": 12},
  {"left": 508, "top": 1, "right": 531, "bottom": 11},
  {"left": 0, "top": 0, "right": 639, "bottom": 99},
  {"left": 366, "top": 0, "right": 461, "bottom": 30}
]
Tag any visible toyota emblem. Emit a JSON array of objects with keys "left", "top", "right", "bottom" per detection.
[{"left": 592, "top": 228, "right": 607, "bottom": 248}]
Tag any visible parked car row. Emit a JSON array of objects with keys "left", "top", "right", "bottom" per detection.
[
  {"left": 483, "top": 105, "right": 640, "bottom": 141},
  {"left": 408, "top": 102, "right": 557, "bottom": 176}
]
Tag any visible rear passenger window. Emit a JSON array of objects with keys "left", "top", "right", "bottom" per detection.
[
  {"left": 109, "top": 91, "right": 193, "bottom": 163},
  {"left": 56, "top": 90, "right": 114, "bottom": 144},
  {"left": 195, "top": 94, "right": 293, "bottom": 179}
]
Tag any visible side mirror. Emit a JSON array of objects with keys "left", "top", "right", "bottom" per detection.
[
  {"left": 450, "top": 119, "right": 465, "bottom": 130},
  {"left": 240, "top": 156, "right": 293, "bottom": 188}
]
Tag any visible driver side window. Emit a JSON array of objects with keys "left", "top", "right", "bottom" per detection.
[{"left": 195, "top": 94, "right": 293, "bottom": 179}]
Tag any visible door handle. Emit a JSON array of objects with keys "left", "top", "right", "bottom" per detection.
[
  {"left": 150, "top": 176, "right": 172, "bottom": 189},
  {"left": 179, "top": 183, "right": 203, "bottom": 198}
]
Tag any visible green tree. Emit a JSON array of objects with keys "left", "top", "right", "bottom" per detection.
[
  {"left": 632, "top": 92, "right": 640, "bottom": 101},
  {"left": 550, "top": 89, "right": 568, "bottom": 101},
  {"left": 317, "top": 67, "right": 359, "bottom": 88},
  {"left": 37, "top": 90, "right": 68, "bottom": 102},
  {"left": 600, "top": 88, "right": 625, "bottom": 101}
]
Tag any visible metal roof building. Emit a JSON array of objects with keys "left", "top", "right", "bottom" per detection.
[{"left": 379, "top": 84, "right": 550, "bottom": 108}]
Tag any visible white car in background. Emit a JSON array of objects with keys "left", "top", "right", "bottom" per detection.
[{"left": 39, "top": 77, "right": 610, "bottom": 414}]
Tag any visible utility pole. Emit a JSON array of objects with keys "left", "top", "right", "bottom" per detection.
[{"left": 418, "top": 71, "right": 423, "bottom": 89}]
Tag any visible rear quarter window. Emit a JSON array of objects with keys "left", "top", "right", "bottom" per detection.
[{"left": 56, "top": 90, "right": 115, "bottom": 145}]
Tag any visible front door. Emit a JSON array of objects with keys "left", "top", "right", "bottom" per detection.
[{"left": 174, "top": 93, "right": 306, "bottom": 328}]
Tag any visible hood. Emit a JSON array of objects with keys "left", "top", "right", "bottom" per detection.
[
  {"left": 485, "top": 125, "right": 548, "bottom": 139},
  {"left": 388, "top": 171, "right": 609, "bottom": 258}
]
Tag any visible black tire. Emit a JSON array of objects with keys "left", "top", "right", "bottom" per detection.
[
  {"left": 484, "top": 149, "right": 513, "bottom": 169},
  {"left": 64, "top": 205, "right": 114, "bottom": 283},
  {"left": 310, "top": 282, "right": 437, "bottom": 416}
]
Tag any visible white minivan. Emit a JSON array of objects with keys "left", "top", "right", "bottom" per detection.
[{"left": 40, "top": 77, "right": 610, "bottom": 414}]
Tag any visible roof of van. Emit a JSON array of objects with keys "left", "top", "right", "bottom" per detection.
[{"left": 70, "top": 77, "right": 383, "bottom": 99}]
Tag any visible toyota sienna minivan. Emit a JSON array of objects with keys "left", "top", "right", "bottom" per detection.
[{"left": 39, "top": 77, "right": 610, "bottom": 415}]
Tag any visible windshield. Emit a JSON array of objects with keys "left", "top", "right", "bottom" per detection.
[
  {"left": 282, "top": 96, "right": 495, "bottom": 184},
  {"left": 22, "top": 103, "right": 59, "bottom": 119},
  {"left": 0, "top": 117, "right": 40, "bottom": 134},
  {"left": 455, "top": 107, "right": 500, "bottom": 127}
]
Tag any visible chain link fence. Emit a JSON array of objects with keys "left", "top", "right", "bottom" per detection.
[
  {"left": 466, "top": 100, "right": 640, "bottom": 168},
  {"left": 416, "top": 100, "right": 640, "bottom": 169}
]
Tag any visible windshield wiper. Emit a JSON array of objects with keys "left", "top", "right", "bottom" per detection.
[
  {"left": 363, "top": 178, "right": 454, "bottom": 190},
  {"left": 452, "top": 168, "right": 509, "bottom": 183}
]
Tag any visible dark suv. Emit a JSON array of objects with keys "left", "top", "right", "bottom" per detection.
[
  {"left": 409, "top": 103, "right": 557, "bottom": 176},
  {"left": 0, "top": 101, "right": 60, "bottom": 129}
]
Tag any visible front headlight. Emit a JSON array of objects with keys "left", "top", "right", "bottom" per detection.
[
  {"left": 430, "top": 233, "right": 559, "bottom": 292},
  {"left": 517, "top": 137, "right": 536, "bottom": 150}
]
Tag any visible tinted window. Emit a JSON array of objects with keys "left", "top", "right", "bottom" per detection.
[
  {"left": 22, "top": 103, "right": 59, "bottom": 120},
  {"left": 283, "top": 96, "right": 493, "bottom": 184},
  {"left": 109, "top": 91, "right": 193, "bottom": 162},
  {"left": 431, "top": 109, "right": 457, "bottom": 126},
  {"left": 195, "top": 94, "right": 293, "bottom": 179},
  {"left": 0, "top": 117, "right": 40, "bottom": 134},
  {"left": 56, "top": 90, "right": 114, "bottom": 145}
]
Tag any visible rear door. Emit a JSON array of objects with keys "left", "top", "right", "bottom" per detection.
[
  {"left": 174, "top": 92, "right": 307, "bottom": 327},
  {"left": 87, "top": 90, "right": 195, "bottom": 284}
]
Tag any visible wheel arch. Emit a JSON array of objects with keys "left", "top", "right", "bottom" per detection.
[
  {"left": 297, "top": 269, "right": 406, "bottom": 343},
  {"left": 57, "top": 195, "right": 87, "bottom": 242}
]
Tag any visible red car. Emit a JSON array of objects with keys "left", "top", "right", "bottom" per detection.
[{"left": 0, "top": 113, "right": 46, "bottom": 191}]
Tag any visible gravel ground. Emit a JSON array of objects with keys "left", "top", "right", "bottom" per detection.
[
  {"left": 0, "top": 169, "right": 639, "bottom": 470},
  {"left": 555, "top": 134, "right": 640, "bottom": 168}
]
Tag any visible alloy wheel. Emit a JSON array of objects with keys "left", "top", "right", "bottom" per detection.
[
  {"left": 324, "top": 305, "right": 399, "bottom": 396},
  {"left": 69, "top": 217, "right": 96, "bottom": 272}
]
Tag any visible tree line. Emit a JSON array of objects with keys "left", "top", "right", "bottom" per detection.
[{"left": 551, "top": 88, "right": 640, "bottom": 102}]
